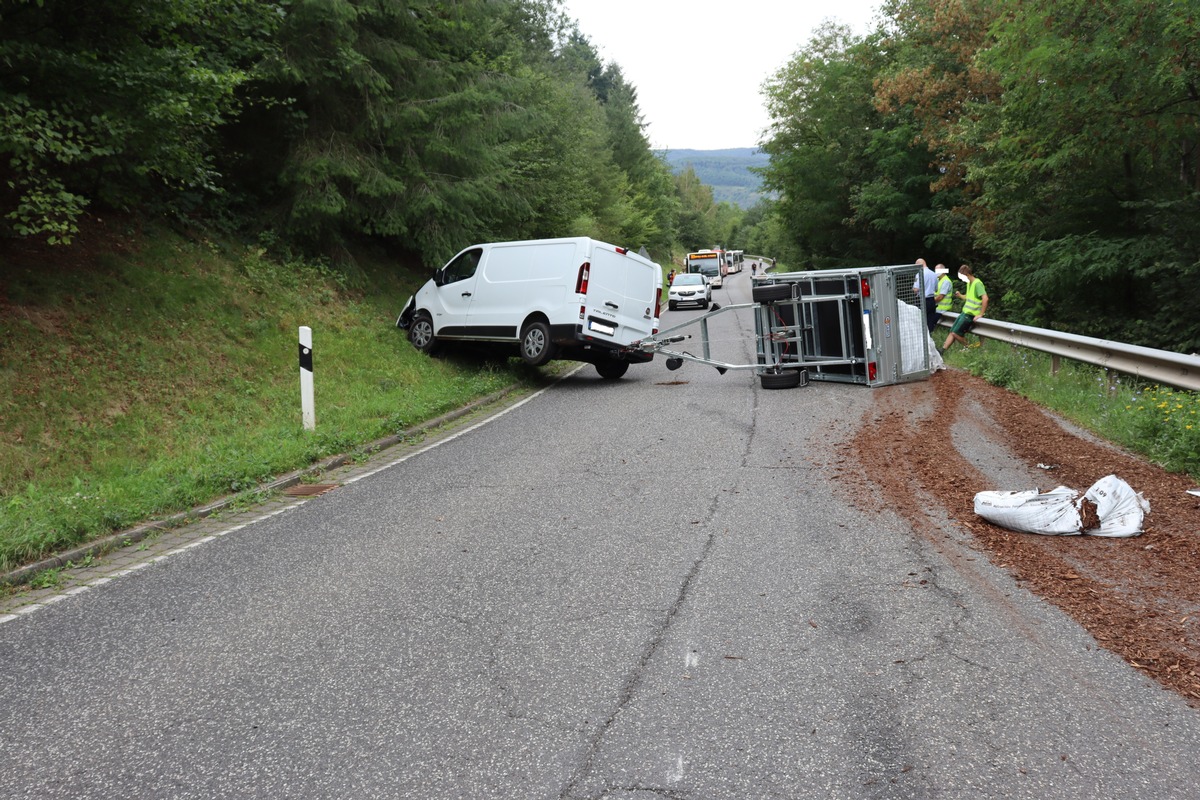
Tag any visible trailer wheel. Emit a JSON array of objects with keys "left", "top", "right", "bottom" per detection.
[
  {"left": 752, "top": 283, "right": 794, "bottom": 304},
  {"left": 408, "top": 312, "right": 439, "bottom": 355},
  {"left": 595, "top": 360, "right": 629, "bottom": 380},
  {"left": 760, "top": 369, "right": 803, "bottom": 389},
  {"left": 519, "top": 320, "right": 556, "bottom": 366}
]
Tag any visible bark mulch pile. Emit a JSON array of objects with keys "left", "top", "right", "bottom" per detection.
[{"left": 839, "top": 367, "right": 1200, "bottom": 707}]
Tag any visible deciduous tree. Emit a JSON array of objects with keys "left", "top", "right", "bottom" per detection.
[
  {"left": 970, "top": 0, "right": 1200, "bottom": 348},
  {"left": 0, "top": 0, "right": 277, "bottom": 243}
]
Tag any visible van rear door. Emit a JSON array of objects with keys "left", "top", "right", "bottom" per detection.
[{"left": 581, "top": 243, "right": 658, "bottom": 346}]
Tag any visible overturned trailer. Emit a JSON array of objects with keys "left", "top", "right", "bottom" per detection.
[{"left": 637, "top": 264, "right": 938, "bottom": 389}]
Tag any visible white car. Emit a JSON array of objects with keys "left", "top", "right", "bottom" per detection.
[{"left": 668, "top": 273, "right": 711, "bottom": 310}]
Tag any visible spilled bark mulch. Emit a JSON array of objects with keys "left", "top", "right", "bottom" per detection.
[{"left": 840, "top": 368, "right": 1200, "bottom": 706}]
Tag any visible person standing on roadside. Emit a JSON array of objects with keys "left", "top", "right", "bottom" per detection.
[
  {"left": 942, "top": 264, "right": 988, "bottom": 351},
  {"left": 912, "top": 258, "right": 938, "bottom": 333},
  {"left": 933, "top": 264, "right": 954, "bottom": 331}
]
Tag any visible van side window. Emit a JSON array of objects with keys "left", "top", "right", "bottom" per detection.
[{"left": 443, "top": 248, "right": 482, "bottom": 284}]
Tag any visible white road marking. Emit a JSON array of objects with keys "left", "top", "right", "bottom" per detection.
[
  {"left": 0, "top": 501, "right": 301, "bottom": 623},
  {"left": 668, "top": 754, "right": 686, "bottom": 783},
  {"left": 344, "top": 367, "right": 585, "bottom": 486},
  {"left": 0, "top": 373, "right": 579, "bottom": 625}
]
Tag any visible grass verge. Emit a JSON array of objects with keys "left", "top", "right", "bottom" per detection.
[{"left": 0, "top": 222, "right": 550, "bottom": 573}]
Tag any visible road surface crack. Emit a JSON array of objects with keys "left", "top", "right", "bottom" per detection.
[{"left": 558, "top": 523, "right": 719, "bottom": 799}]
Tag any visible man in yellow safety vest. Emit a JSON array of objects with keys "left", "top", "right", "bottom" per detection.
[
  {"left": 934, "top": 264, "right": 954, "bottom": 321},
  {"left": 942, "top": 264, "right": 988, "bottom": 352}
]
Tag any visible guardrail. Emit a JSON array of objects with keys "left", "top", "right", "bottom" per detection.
[
  {"left": 940, "top": 313, "right": 1200, "bottom": 392},
  {"left": 744, "top": 254, "right": 776, "bottom": 269}
]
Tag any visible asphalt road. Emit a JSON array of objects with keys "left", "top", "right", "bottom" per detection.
[{"left": 2, "top": 270, "right": 1199, "bottom": 798}]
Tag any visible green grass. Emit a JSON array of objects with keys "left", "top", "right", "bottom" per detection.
[
  {"left": 945, "top": 342, "right": 1200, "bottom": 480},
  {"left": 0, "top": 225, "right": 549, "bottom": 573}
]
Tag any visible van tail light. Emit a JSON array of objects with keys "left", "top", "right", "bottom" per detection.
[
  {"left": 868, "top": 361, "right": 877, "bottom": 381},
  {"left": 860, "top": 278, "right": 871, "bottom": 298},
  {"left": 615, "top": 247, "right": 628, "bottom": 255},
  {"left": 579, "top": 304, "right": 586, "bottom": 321},
  {"left": 575, "top": 262, "right": 591, "bottom": 294}
]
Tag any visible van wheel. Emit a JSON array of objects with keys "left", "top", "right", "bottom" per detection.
[
  {"left": 595, "top": 360, "right": 629, "bottom": 380},
  {"left": 409, "top": 312, "right": 439, "bottom": 355},
  {"left": 760, "top": 369, "right": 802, "bottom": 389},
  {"left": 519, "top": 321, "right": 556, "bottom": 366}
]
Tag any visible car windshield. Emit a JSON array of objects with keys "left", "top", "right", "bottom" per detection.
[{"left": 673, "top": 274, "right": 703, "bottom": 286}]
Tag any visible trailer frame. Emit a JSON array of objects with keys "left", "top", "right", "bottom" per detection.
[{"left": 636, "top": 264, "right": 935, "bottom": 389}]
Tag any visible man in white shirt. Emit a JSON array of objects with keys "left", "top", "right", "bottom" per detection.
[{"left": 912, "top": 258, "right": 938, "bottom": 333}]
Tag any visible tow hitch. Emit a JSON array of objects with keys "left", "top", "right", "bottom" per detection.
[{"left": 633, "top": 302, "right": 807, "bottom": 389}]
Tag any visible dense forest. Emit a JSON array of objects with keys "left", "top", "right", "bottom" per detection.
[
  {"left": 758, "top": 0, "right": 1200, "bottom": 351},
  {"left": 0, "top": 0, "right": 739, "bottom": 264},
  {"left": 2, "top": 0, "right": 1198, "bottom": 351}
]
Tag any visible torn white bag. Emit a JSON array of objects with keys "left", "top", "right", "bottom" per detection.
[
  {"left": 973, "top": 475, "right": 1149, "bottom": 537},
  {"left": 1082, "top": 474, "right": 1150, "bottom": 538},
  {"left": 973, "top": 486, "right": 1082, "bottom": 535}
]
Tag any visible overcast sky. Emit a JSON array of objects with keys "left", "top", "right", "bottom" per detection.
[{"left": 558, "top": 0, "right": 882, "bottom": 152}]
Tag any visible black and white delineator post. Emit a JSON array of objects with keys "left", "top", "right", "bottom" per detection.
[{"left": 299, "top": 326, "right": 315, "bottom": 430}]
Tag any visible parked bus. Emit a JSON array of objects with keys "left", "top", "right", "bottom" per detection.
[
  {"left": 686, "top": 249, "right": 725, "bottom": 276},
  {"left": 724, "top": 250, "right": 744, "bottom": 274}
]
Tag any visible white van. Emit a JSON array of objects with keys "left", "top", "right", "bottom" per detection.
[{"left": 396, "top": 237, "right": 660, "bottom": 379}]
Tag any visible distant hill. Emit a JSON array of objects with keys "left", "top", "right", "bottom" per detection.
[{"left": 660, "top": 147, "right": 771, "bottom": 209}]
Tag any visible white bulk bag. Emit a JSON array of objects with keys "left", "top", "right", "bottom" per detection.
[
  {"left": 973, "top": 486, "right": 1083, "bottom": 535},
  {"left": 896, "top": 298, "right": 945, "bottom": 373},
  {"left": 1083, "top": 474, "right": 1150, "bottom": 538},
  {"left": 973, "top": 475, "right": 1150, "bottom": 537}
]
